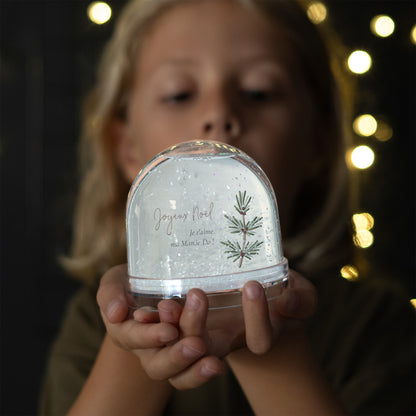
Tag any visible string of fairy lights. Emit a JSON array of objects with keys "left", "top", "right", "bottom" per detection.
[
  {"left": 85, "top": 1, "right": 415, "bottom": 306},
  {"left": 300, "top": 3, "right": 414, "bottom": 305},
  {"left": 307, "top": 1, "right": 415, "bottom": 292}
]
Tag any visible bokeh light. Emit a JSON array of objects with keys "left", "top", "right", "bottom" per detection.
[
  {"left": 353, "top": 114, "right": 378, "bottom": 137},
  {"left": 411, "top": 25, "right": 416, "bottom": 45},
  {"left": 350, "top": 145, "right": 375, "bottom": 169},
  {"left": 353, "top": 230, "right": 374, "bottom": 248},
  {"left": 411, "top": 299, "right": 416, "bottom": 309},
  {"left": 347, "top": 50, "right": 372, "bottom": 74},
  {"left": 340, "top": 265, "right": 360, "bottom": 281},
  {"left": 87, "top": 2, "right": 112, "bottom": 25},
  {"left": 352, "top": 213, "right": 375, "bottom": 249},
  {"left": 353, "top": 213, "right": 374, "bottom": 231},
  {"left": 370, "top": 15, "right": 395, "bottom": 37},
  {"left": 307, "top": 2, "right": 327, "bottom": 24},
  {"left": 374, "top": 120, "right": 393, "bottom": 142}
]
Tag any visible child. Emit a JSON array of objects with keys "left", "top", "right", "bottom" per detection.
[{"left": 40, "top": 0, "right": 415, "bottom": 415}]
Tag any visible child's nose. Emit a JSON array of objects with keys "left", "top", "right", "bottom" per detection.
[
  {"left": 198, "top": 92, "right": 241, "bottom": 142},
  {"left": 202, "top": 117, "right": 240, "bottom": 140}
]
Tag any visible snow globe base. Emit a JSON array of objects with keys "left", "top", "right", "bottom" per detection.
[{"left": 127, "top": 261, "right": 289, "bottom": 311}]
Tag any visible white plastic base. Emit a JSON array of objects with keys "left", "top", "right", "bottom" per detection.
[{"left": 126, "top": 260, "right": 289, "bottom": 310}]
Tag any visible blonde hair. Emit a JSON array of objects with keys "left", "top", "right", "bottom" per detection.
[{"left": 63, "top": 0, "right": 353, "bottom": 282}]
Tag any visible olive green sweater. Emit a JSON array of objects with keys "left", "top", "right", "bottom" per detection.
[{"left": 39, "top": 275, "right": 415, "bottom": 415}]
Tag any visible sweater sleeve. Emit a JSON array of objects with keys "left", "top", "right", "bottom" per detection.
[{"left": 38, "top": 283, "right": 105, "bottom": 416}]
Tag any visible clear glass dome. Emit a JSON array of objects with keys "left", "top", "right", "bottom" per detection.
[{"left": 126, "top": 140, "right": 288, "bottom": 309}]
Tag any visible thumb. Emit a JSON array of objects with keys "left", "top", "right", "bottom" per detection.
[{"left": 96, "top": 264, "right": 130, "bottom": 324}]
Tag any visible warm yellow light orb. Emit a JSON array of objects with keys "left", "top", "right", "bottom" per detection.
[
  {"left": 370, "top": 15, "right": 395, "bottom": 37},
  {"left": 374, "top": 120, "right": 393, "bottom": 142},
  {"left": 350, "top": 145, "right": 375, "bottom": 169},
  {"left": 307, "top": 2, "right": 327, "bottom": 24},
  {"left": 411, "top": 25, "right": 416, "bottom": 45},
  {"left": 87, "top": 2, "right": 112, "bottom": 25},
  {"left": 411, "top": 299, "right": 416, "bottom": 309},
  {"left": 352, "top": 213, "right": 374, "bottom": 231},
  {"left": 347, "top": 50, "right": 372, "bottom": 74},
  {"left": 353, "top": 230, "right": 374, "bottom": 248},
  {"left": 353, "top": 114, "right": 378, "bottom": 137},
  {"left": 340, "top": 265, "right": 360, "bottom": 281}
]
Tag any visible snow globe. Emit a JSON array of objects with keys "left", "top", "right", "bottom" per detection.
[{"left": 126, "top": 140, "right": 288, "bottom": 310}]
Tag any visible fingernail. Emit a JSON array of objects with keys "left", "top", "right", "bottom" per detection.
[
  {"left": 106, "top": 299, "right": 123, "bottom": 320},
  {"left": 285, "top": 292, "right": 299, "bottom": 315},
  {"left": 186, "top": 292, "right": 201, "bottom": 311},
  {"left": 182, "top": 344, "right": 204, "bottom": 359},
  {"left": 200, "top": 364, "right": 218, "bottom": 378},
  {"left": 245, "top": 282, "right": 261, "bottom": 300}
]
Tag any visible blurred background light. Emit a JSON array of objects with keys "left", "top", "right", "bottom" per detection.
[
  {"left": 350, "top": 145, "right": 375, "bottom": 169},
  {"left": 353, "top": 229, "right": 374, "bottom": 248},
  {"left": 370, "top": 15, "right": 395, "bottom": 37},
  {"left": 87, "top": 1, "right": 112, "bottom": 25},
  {"left": 353, "top": 114, "right": 378, "bottom": 136},
  {"left": 411, "top": 299, "right": 416, "bottom": 309},
  {"left": 411, "top": 25, "right": 416, "bottom": 45},
  {"left": 347, "top": 50, "right": 372, "bottom": 74},
  {"left": 307, "top": 2, "right": 328, "bottom": 24},
  {"left": 374, "top": 120, "right": 393, "bottom": 141},
  {"left": 340, "top": 264, "right": 360, "bottom": 281},
  {"left": 353, "top": 212, "right": 374, "bottom": 231}
]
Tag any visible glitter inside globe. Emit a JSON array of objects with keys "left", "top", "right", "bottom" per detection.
[{"left": 126, "top": 140, "right": 288, "bottom": 309}]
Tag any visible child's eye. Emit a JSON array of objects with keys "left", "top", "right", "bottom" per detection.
[
  {"left": 164, "top": 92, "right": 193, "bottom": 103},
  {"left": 242, "top": 89, "right": 276, "bottom": 102}
]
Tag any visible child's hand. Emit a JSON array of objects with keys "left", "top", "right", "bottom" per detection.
[
  {"left": 97, "top": 265, "right": 226, "bottom": 389},
  {"left": 134, "top": 269, "right": 317, "bottom": 357},
  {"left": 97, "top": 264, "right": 180, "bottom": 349},
  {"left": 97, "top": 265, "right": 316, "bottom": 390}
]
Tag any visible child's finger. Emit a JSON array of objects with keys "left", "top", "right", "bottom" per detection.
[
  {"left": 168, "top": 355, "right": 227, "bottom": 390},
  {"left": 179, "top": 289, "right": 208, "bottom": 337},
  {"left": 158, "top": 299, "right": 183, "bottom": 326},
  {"left": 133, "top": 307, "right": 160, "bottom": 323},
  {"left": 140, "top": 336, "right": 206, "bottom": 381},
  {"left": 107, "top": 319, "right": 179, "bottom": 350},
  {"left": 242, "top": 281, "right": 273, "bottom": 355},
  {"left": 97, "top": 264, "right": 129, "bottom": 324}
]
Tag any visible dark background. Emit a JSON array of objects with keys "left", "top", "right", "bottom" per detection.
[{"left": 1, "top": 1, "right": 414, "bottom": 414}]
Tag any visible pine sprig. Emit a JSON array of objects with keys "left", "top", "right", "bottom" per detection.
[
  {"left": 243, "top": 240, "right": 264, "bottom": 259},
  {"left": 235, "top": 190, "right": 252, "bottom": 215},
  {"left": 221, "top": 191, "right": 264, "bottom": 267},
  {"left": 224, "top": 215, "right": 245, "bottom": 234},
  {"left": 245, "top": 216, "right": 263, "bottom": 235},
  {"left": 221, "top": 239, "right": 264, "bottom": 262},
  {"left": 221, "top": 240, "right": 243, "bottom": 262}
]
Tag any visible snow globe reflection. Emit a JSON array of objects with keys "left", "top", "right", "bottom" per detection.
[{"left": 126, "top": 140, "right": 288, "bottom": 310}]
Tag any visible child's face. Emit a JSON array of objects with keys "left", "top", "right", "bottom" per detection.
[{"left": 116, "top": 0, "right": 316, "bottom": 231}]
